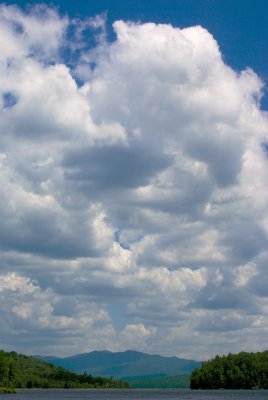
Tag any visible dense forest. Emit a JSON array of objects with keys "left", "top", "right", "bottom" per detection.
[
  {"left": 190, "top": 351, "right": 268, "bottom": 389},
  {"left": 0, "top": 349, "right": 128, "bottom": 391}
]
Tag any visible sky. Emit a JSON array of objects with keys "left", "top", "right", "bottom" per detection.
[{"left": 0, "top": 0, "right": 268, "bottom": 361}]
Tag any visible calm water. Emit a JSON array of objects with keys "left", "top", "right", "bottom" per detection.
[{"left": 1, "top": 389, "right": 267, "bottom": 400}]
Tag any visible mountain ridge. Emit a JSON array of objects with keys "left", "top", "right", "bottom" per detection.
[{"left": 35, "top": 350, "right": 201, "bottom": 379}]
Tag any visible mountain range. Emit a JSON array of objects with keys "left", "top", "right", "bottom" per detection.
[{"left": 36, "top": 350, "right": 201, "bottom": 380}]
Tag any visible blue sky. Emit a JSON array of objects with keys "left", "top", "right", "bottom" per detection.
[
  {"left": 8, "top": 0, "right": 268, "bottom": 107},
  {"left": 0, "top": 0, "right": 268, "bottom": 360}
]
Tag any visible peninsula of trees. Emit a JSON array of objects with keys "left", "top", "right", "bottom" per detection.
[
  {"left": 0, "top": 349, "right": 128, "bottom": 391},
  {"left": 190, "top": 351, "right": 268, "bottom": 389}
]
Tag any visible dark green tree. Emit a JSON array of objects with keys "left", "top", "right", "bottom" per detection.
[{"left": 190, "top": 351, "right": 268, "bottom": 389}]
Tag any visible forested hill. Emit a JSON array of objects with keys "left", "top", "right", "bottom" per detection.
[
  {"left": 0, "top": 350, "right": 128, "bottom": 389},
  {"left": 37, "top": 350, "right": 201, "bottom": 379},
  {"left": 190, "top": 351, "right": 268, "bottom": 389}
]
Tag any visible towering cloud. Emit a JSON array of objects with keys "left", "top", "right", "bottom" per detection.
[{"left": 0, "top": 4, "right": 268, "bottom": 359}]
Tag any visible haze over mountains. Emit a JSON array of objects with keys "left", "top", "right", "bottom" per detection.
[{"left": 37, "top": 350, "right": 201, "bottom": 380}]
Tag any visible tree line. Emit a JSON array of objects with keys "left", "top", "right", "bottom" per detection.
[
  {"left": 190, "top": 351, "right": 268, "bottom": 389},
  {"left": 0, "top": 349, "right": 128, "bottom": 390}
]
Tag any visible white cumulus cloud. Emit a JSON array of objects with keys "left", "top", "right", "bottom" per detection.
[{"left": 0, "top": 5, "right": 268, "bottom": 359}]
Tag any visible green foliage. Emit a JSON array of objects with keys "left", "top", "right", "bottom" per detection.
[
  {"left": 127, "top": 374, "right": 190, "bottom": 388},
  {"left": 0, "top": 349, "right": 128, "bottom": 390},
  {"left": 0, "top": 350, "right": 15, "bottom": 389},
  {"left": 190, "top": 351, "right": 268, "bottom": 389},
  {"left": 0, "top": 387, "right": 16, "bottom": 394}
]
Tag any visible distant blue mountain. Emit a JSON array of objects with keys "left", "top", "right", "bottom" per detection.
[{"left": 36, "top": 350, "right": 201, "bottom": 379}]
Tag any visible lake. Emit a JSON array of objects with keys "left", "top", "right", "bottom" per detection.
[{"left": 1, "top": 389, "right": 267, "bottom": 400}]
